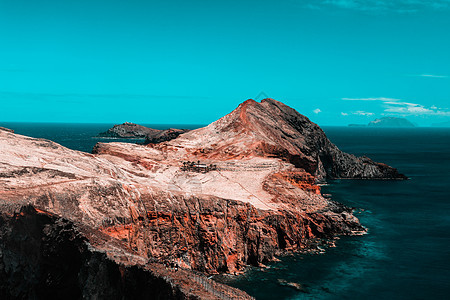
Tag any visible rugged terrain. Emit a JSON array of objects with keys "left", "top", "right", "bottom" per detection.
[
  {"left": 0, "top": 205, "right": 250, "bottom": 299},
  {"left": 98, "top": 122, "right": 189, "bottom": 143},
  {"left": 0, "top": 99, "right": 406, "bottom": 298}
]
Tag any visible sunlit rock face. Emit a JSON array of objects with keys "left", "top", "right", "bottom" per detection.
[{"left": 0, "top": 99, "right": 405, "bottom": 282}]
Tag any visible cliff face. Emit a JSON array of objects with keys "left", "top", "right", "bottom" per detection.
[
  {"left": 0, "top": 205, "right": 252, "bottom": 299},
  {"left": 0, "top": 99, "right": 406, "bottom": 297},
  {"left": 98, "top": 122, "right": 189, "bottom": 143}
]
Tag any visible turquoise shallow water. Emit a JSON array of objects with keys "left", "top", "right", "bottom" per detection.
[{"left": 2, "top": 123, "right": 449, "bottom": 299}]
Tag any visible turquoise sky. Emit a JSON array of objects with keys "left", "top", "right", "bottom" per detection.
[{"left": 0, "top": 0, "right": 449, "bottom": 125}]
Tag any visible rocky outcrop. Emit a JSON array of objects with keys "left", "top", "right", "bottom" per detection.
[
  {"left": 98, "top": 122, "right": 160, "bottom": 138},
  {"left": 368, "top": 117, "right": 415, "bottom": 128},
  {"left": 144, "top": 128, "right": 191, "bottom": 144},
  {"left": 99, "top": 193, "right": 363, "bottom": 275},
  {"left": 0, "top": 205, "right": 252, "bottom": 299},
  {"left": 0, "top": 98, "right": 406, "bottom": 297},
  {"left": 98, "top": 122, "right": 189, "bottom": 143}
]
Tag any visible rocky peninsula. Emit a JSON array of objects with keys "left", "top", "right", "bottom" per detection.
[{"left": 0, "top": 99, "right": 406, "bottom": 298}]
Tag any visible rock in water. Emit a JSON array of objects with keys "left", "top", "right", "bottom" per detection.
[
  {"left": 0, "top": 98, "right": 406, "bottom": 297},
  {"left": 98, "top": 122, "right": 189, "bottom": 143},
  {"left": 98, "top": 122, "right": 160, "bottom": 138}
]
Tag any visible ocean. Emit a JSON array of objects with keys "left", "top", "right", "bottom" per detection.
[
  {"left": 0, "top": 122, "right": 202, "bottom": 153},
  {"left": 2, "top": 123, "right": 450, "bottom": 299}
]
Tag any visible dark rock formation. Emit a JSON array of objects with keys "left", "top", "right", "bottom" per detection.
[
  {"left": 0, "top": 205, "right": 253, "bottom": 299},
  {"left": 98, "top": 122, "right": 189, "bottom": 144},
  {"left": 368, "top": 117, "right": 415, "bottom": 128},
  {"left": 98, "top": 122, "right": 159, "bottom": 138},
  {"left": 144, "top": 128, "right": 191, "bottom": 144}
]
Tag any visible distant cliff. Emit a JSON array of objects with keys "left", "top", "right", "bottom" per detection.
[
  {"left": 98, "top": 122, "right": 189, "bottom": 143},
  {"left": 368, "top": 117, "right": 415, "bottom": 128}
]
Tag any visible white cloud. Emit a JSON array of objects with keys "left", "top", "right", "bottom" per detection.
[
  {"left": 383, "top": 101, "right": 450, "bottom": 116},
  {"left": 313, "top": 108, "right": 322, "bottom": 114},
  {"left": 341, "top": 95, "right": 450, "bottom": 116},
  {"left": 383, "top": 101, "right": 419, "bottom": 106},
  {"left": 341, "top": 111, "right": 374, "bottom": 116},
  {"left": 416, "top": 74, "right": 448, "bottom": 78},
  {"left": 342, "top": 97, "right": 400, "bottom": 101},
  {"left": 354, "top": 111, "right": 375, "bottom": 116},
  {"left": 304, "top": 0, "right": 450, "bottom": 12}
]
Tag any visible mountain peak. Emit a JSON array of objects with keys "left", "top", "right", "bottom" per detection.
[{"left": 167, "top": 98, "right": 406, "bottom": 180}]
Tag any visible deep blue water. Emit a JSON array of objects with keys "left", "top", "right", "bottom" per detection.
[
  {"left": 219, "top": 127, "right": 450, "bottom": 299},
  {"left": 2, "top": 123, "right": 449, "bottom": 299}
]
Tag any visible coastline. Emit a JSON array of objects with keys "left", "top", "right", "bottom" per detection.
[{"left": 0, "top": 101, "right": 408, "bottom": 298}]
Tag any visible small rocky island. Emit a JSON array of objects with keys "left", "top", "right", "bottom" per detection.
[
  {"left": 368, "top": 117, "right": 415, "bottom": 127},
  {"left": 349, "top": 117, "right": 415, "bottom": 128},
  {"left": 0, "top": 99, "right": 406, "bottom": 299},
  {"left": 98, "top": 122, "right": 190, "bottom": 144}
]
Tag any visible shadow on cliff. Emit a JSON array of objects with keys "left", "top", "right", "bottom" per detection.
[{"left": 0, "top": 206, "right": 188, "bottom": 300}]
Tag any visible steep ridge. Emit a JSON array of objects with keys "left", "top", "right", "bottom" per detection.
[{"left": 0, "top": 99, "right": 406, "bottom": 296}]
